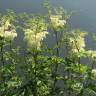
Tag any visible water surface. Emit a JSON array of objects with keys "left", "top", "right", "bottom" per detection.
[{"left": 0, "top": 0, "right": 96, "bottom": 48}]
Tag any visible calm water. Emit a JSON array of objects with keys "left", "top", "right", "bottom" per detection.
[{"left": 0, "top": 0, "right": 96, "bottom": 49}]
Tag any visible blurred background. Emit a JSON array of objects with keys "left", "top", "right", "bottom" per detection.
[{"left": 0, "top": 0, "right": 96, "bottom": 49}]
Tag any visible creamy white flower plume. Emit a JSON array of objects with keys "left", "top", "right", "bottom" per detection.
[
  {"left": 5, "top": 20, "right": 11, "bottom": 30},
  {"left": 4, "top": 30, "right": 17, "bottom": 40},
  {"left": 92, "top": 69, "right": 96, "bottom": 77},
  {"left": 24, "top": 29, "right": 48, "bottom": 51},
  {"left": 69, "top": 30, "right": 87, "bottom": 53},
  {"left": 92, "top": 69, "right": 96, "bottom": 73},
  {"left": 0, "top": 26, "right": 4, "bottom": 37},
  {"left": 50, "top": 15, "right": 66, "bottom": 29},
  {"left": 0, "top": 20, "right": 17, "bottom": 41},
  {"left": 24, "top": 17, "right": 49, "bottom": 51},
  {"left": 87, "top": 50, "right": 96, "bottom": 58}
]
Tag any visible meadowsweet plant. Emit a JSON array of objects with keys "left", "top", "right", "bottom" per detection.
[
  {"left": 19, "top": 16, "right": 51, "bottom": 96},
  {"left": 24, "top": 16, "right": 48, "bottom": 51},
  {"left": 0, "top": 20, "right": 17, "bottom": 42},
  {"left": 0, "top": 10, "right": 20, "bottom": 96},
  {"left": 69, "top": 29, "right": 87, "bottom": 53},
  {"left": 0, "top": 2, "right": 96, "bottom": 96},
  {"left": 50, "top": 15, "right": 66, "bottom": 30}
]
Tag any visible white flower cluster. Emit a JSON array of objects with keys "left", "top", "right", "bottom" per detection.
[
  {"left": 87, "top": 50, "right": 96, "bottom": 58},
  {"left": 92, "top": 69, "right": 96, "bottom": 77},
  {"left": 24, "top": 20, "right": 48, "bottom": 51},
  {"left": 69, "top": 30, "right": 86, "bottom": 53},
  {"left": 50, "top": 15, "right": 66, "bottom": 29},
  {"left": 70, "top": 37, "right": 85, "bottom": 53},
  {"left": 0, "top": 20, "right": 17, "bottom": 41}
]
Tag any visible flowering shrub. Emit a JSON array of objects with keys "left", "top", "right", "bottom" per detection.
[
  {"left": 24, "top": 17, "right": 48, "bottom": 51},
  {"left": 50, "top": 15, "right": 66, "bottom": 30},
  {"left": 0, "top": 19, "right": 17, "bottom": 42},
  {"left": 0, "top": 5, "right": 96, "bottom": 96}
]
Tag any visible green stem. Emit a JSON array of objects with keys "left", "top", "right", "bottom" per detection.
[
  {"left": 51, "top": 30, "right": 60, "bottom": 95},
  {"left": 33, "top": 53, "right": 38, "bottom": 96},
  {"left": 1, "top": 41, "right": 4, "bottom": 66}
]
